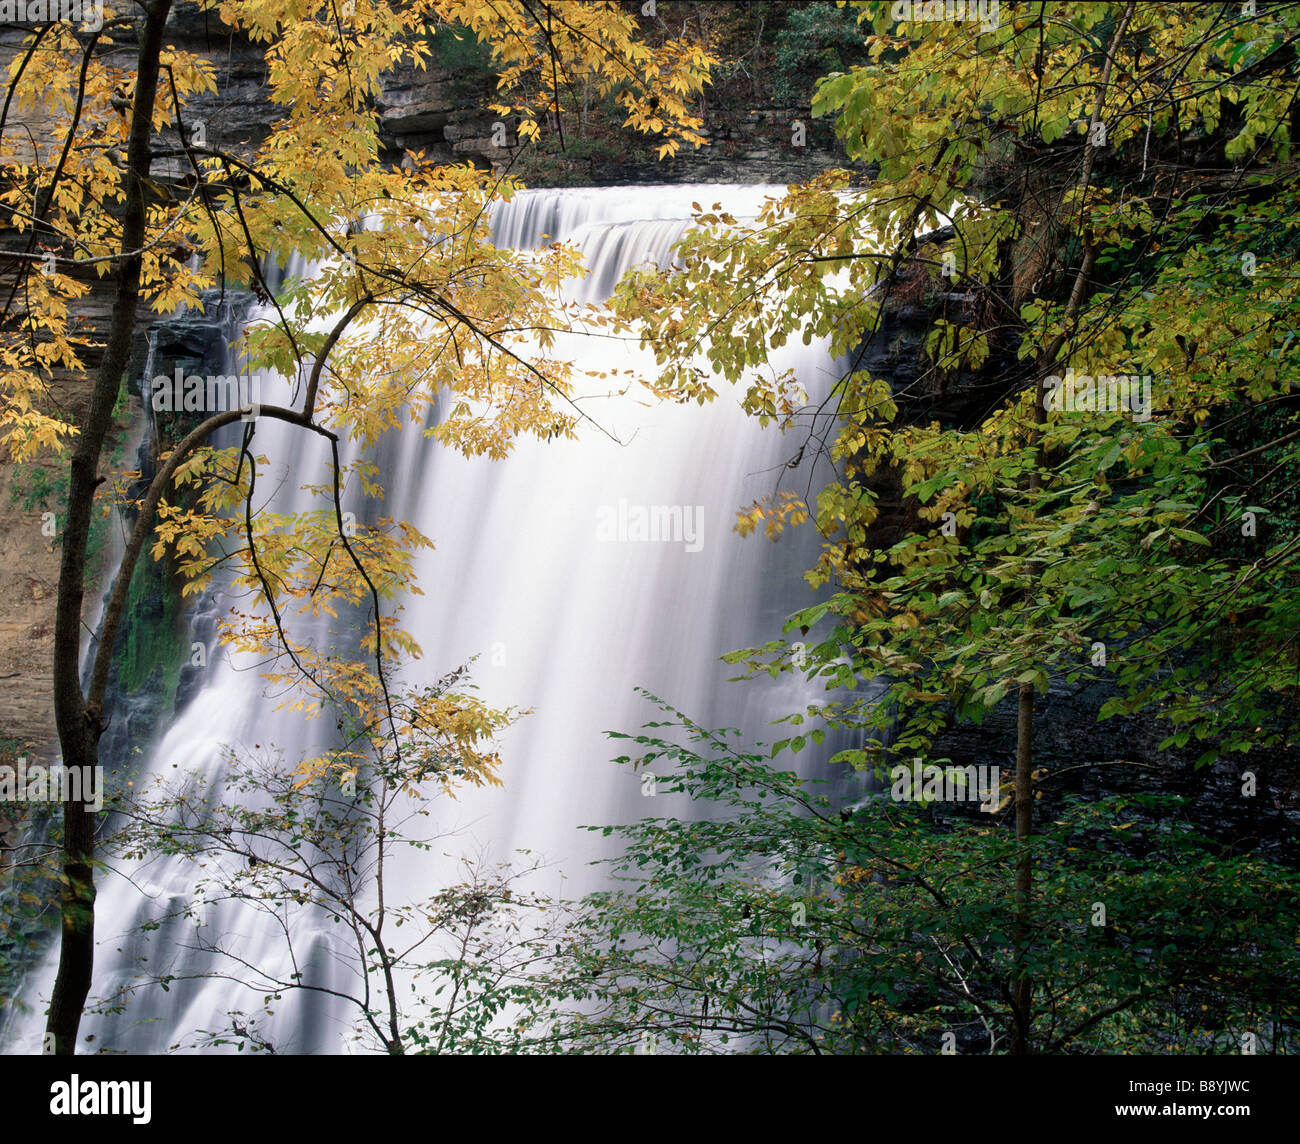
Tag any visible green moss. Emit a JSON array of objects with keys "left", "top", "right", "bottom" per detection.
[
  {"left": 114, "top": 549, "right": 186, "bottom": 711},
  {"left": 0, "top": 737, "right": 59, "bottom": 1015}
]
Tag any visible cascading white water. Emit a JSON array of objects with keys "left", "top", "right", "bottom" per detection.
[{"left": 5, "top": 185, "right": 847, "bottom": 1054}]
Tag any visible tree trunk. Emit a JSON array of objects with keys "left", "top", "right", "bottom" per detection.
[
  {"left": 1011, "top": 681, "right": 1035, "bottom": 1055},
  {"left": 46, "top": 0, "right": 173, "bottom": 1056},
  {"left": 1006, "top": 2, "right": 1131, "bottom": 1056}
]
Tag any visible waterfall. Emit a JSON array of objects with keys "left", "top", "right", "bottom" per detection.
[{"left": 4, "top": 184, "right": 847, "bottom": 1054}]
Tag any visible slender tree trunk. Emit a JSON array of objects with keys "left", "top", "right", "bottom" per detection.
[
  {"left": 1011, "top": 367, "right": 1046, "bottom": 1056},
  {"left": 1010, "top": 680, "right": 1035, "bottom": 1055},
  {"left": 46, "top": 0, "right": 173, "bottom": 1055},
  {"left": 1007, "top": 1, "right": 1133, "bottom": 1057}
]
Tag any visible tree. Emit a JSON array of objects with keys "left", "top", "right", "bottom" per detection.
[
  {"left": 1, "top": 0, "right": 714, "bottom": 1053},
  {"left": 607, "top": 0, "right": 1300, "bottom": 1052},
  {"left": 539, "top": 698, "right": 1299, "bottom": 1054},
  {"left": 107, "top": 665, "right": 562, "bottom": 1054}
]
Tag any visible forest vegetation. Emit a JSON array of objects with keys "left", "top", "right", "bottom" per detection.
[{"left": 0, "top": 0, "right": 1297, "bottom": 1059}]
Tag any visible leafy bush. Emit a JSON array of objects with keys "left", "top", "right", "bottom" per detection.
[
  {"left": 540, "top": 698, "right": 1300, "bottom": 1054},
  {"left": 772, "top": 2, "right": 868, "bottom": 106}
]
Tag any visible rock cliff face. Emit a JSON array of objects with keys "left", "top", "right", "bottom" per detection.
[
  {"left": 150, "top": 3, "right": 847, "bottom": 179},
  {"left": 847, "top": 257, "right": 1300, "bottom": 859},
  {"left": 922, "top": 673, "right": 1300, "bottom": 864},
  {"left": 0, "top": 75, "right": 125, "bottom": 759}
]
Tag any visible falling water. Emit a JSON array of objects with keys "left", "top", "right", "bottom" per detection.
[{"left": 4, "top": 185, "right": 849, "bottom": 1053}]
